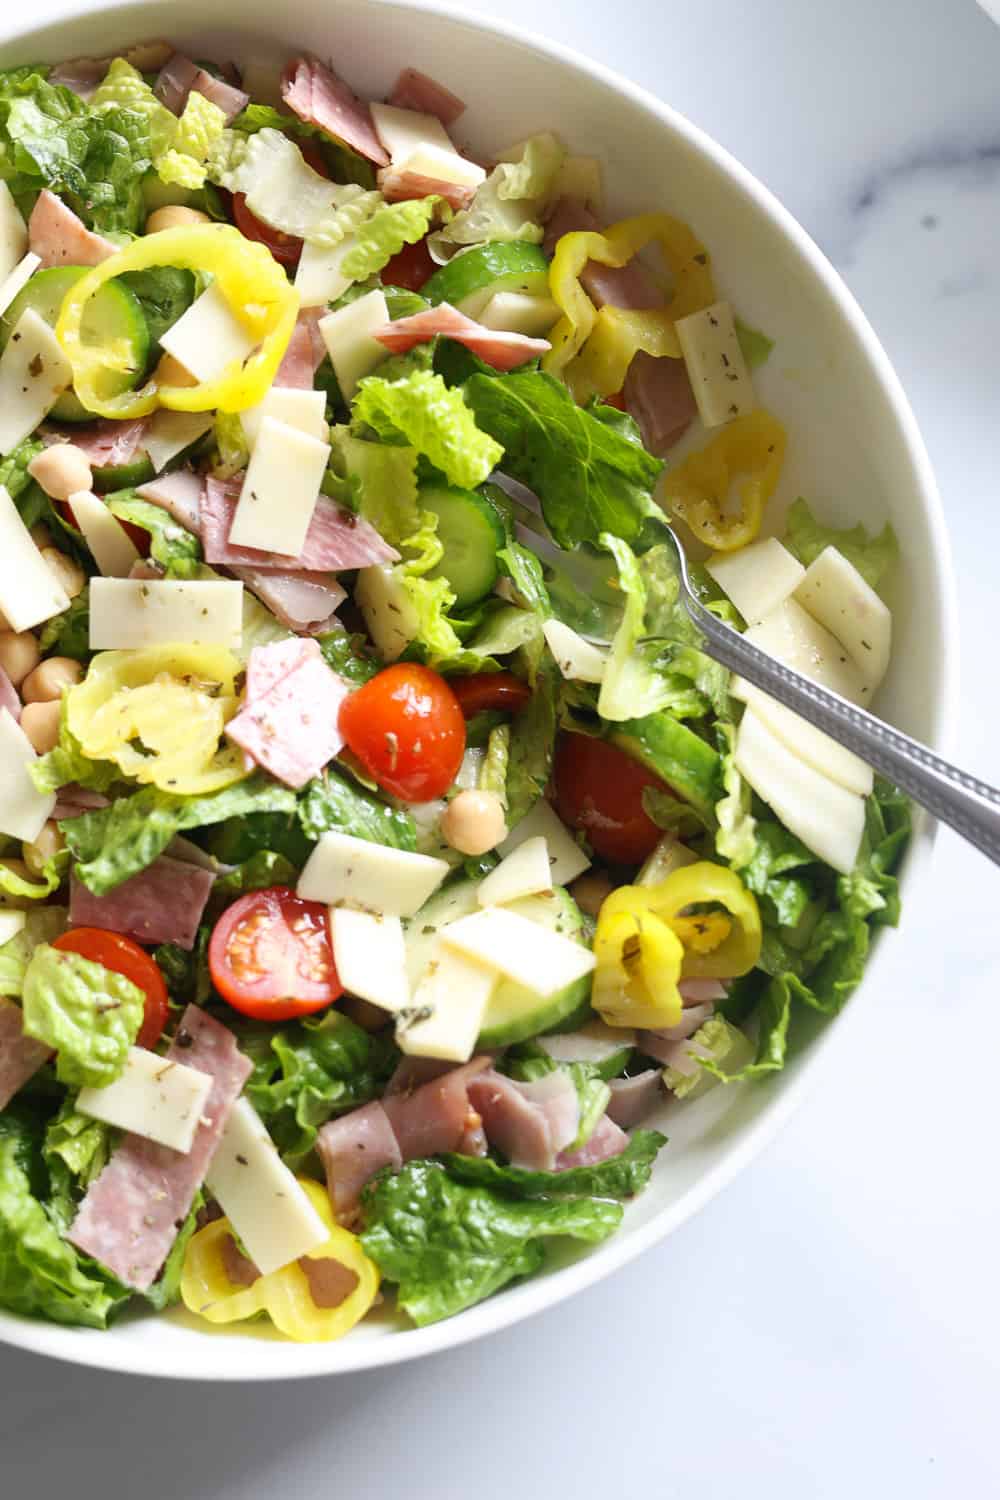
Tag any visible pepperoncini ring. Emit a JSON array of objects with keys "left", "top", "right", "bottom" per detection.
[
  {"left": 661, "top": 409, "right": 787, "bottom": 552},
  {"left": 180, "top": 1179, "right": 380, "bottom": 1342},
  {"left": 55, "top": 224, "right": 299, "bottom": 419},
  {"left": 593, "top": 888, "right": 685, "bottom": 1030},
  {"left": 645, "top": 862, "right": 762, "bottom": 979}
]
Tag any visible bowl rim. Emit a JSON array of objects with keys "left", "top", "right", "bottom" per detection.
[{"left": 0, "top": 0, "right": 960, "bottom": 1381}]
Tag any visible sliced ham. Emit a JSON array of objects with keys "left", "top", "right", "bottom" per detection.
[
  {"left": 225, "top": 651, "right": 350, "bottom": 789},
  {"left": 606, "top": 1071, "right": 662, "bottom": 1130},
  {"left": 382, "top": 1056, "right": 491, "bottom": 1161},
  {"left": 299, "top": 1256, "right": 359, "bottom": 1308},
  {"left": 679, "top": 978, "right": 728, "bottom": 1005},
  {"left": 0, "top": 666, "right": 19, "bottom": 723},
  {"left": 245, "top": 636, "right": 319, "bottom": 704},
  {"left": 373, "top": 302, "right": 549, "bottom": 371},
  {"left": 281, "top": 57, "right": 388, "bottom": 166},
  {"left": 137, "top": 469, "right": 202, "bottom": 533},
  {"left": 467, "top": 1068, "right": 579, "bottom": 1171},
  {"left": 274, "top": 309, "right": 327, "bottom": 389},
  {"left": 29, "top": 190, "right": 116, "bottom": 270},
  {"left": 387, "top": 68, "right": 465, "bottom": 126},
  {"left": 555, "top": 1113, "right": 628, "bottom": 1170},
  {"left": 384, "top": 1056, "right": 454, "bottom": 1096},
  {"left": 155, "top": 52, "right": 248, "bottom": 124},
  {"left": 637, "top": 1003, "right": 715, "bottom": 1060},
  {"left": 201, "top": 477, "right": 397, "bottom": 572},
  {"left": 69, "top": 854, "right": 215, "bottom": 951},
  {"left": 220, "top": 1233, "right": 260, "bottom": 1287},
  {"left": 48, "top": 58, "right": 106, "bottom": 100},
  {"left": 68, "top": 1007, "right": 251, "bottom": 1291},
  {"left": 231, "top": 567, "right": 346, "bottom": 635},
  {"left": 317, "top": 1101, "right": 403, "bottom": 1220},
  {"left": 43, "top": 418, "right": 150, "bottom": 469},
  {"left": 377, "top": 165, "right": 476, "bottom": 214},
  {"left": 52, "top": 783, "right": 110, "bottom": 821},
  {"left": 0, "top": 998, "right": 51, "bottom": 1110}
]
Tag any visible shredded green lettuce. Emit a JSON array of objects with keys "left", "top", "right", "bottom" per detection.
[
  {"left": 106, "top": 492, "right": 203, "bottom": 578},
  {"left": 431, "top": 132, "right": 565, "bottom": 252},
  {"left": 156, "top": 89, "right": 226, "bottom": 189},
  {"left": 663, "top": 1015, "right": 754, "bottom": 1097},
  {"left": 21, "top": 944, "right": 144, "bottom": 1088},
  {"left": 505, "top": 663, "right": 558, "bottom": 827},
  {"left": 341, "top": 196, "right": 444, "bottom": 281},
  {"left": 0, "top": 907, "right": 67, "bottom": 996},
  {"left": 353, "top": 369, "right": 503, "bottom": 490},
  {"left": 714, "top": 721, "right": 757, "bottom": 867},
  {"left": 784, "top": 498, "right": 898, "bottom": 595},
  {"left": 209, "top": 126, "right": 379, "bottom": 247},
  {"left": 298, "top": 766, "right": 418, "bottom": 850},
  {"left": 90, "top": 57, "right": 175, "bottom": 156}
]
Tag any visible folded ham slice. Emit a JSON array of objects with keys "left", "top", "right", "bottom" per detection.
[
  {"left": 155, "top": 51, "right": 249, "bottom": 123},
  {"left": 43, "top": 418, "right": 150, "bottom": 469},
  {"left": 29, "top": 189, "right": 116, "bottom": 270},
  {"left": 281, "top": 56, "right": 389, "bottom": 166},
  {"left": 225, "top": 649, "right": 350, "bottom": 789},
  {"left": 48, "top": 57, "right": 107, "bottom": 100},
  {"left": 274, "top": 309, "right": 327, "bottom": 389},
  {"left": 382, "top": 1056, "right": 491, "bottom": 1161},
  {"left": 69, "top": 855, "right": 216, "bottom": 951},
  {"left": 136, "top": 469, "right": 202, "bottom": 533},
  {"left": 231, "top": 567, "right": 346, "bottom": 635},
  {"left": 387, "top": 67, "right": 465, "bottom": 126},
  {"left": 201, "top": 477, "right": 398, "bottom": 572},
  {"left": 377, "top": 164, "right": 476, "bottom": 214},
  {"left": 0, "top": 666, "right": 20, "bottom": 723},
  {"left": 467, "top": 1068, "right": 579, "bottom": 1171},
  {"left": 555, "top": 1112, "right": 628, "bottom": 1170},
  {"left": 245, "top": 636, "right": 319, "bottom": 704},
  {"left": 373, "top": 302, "right": 550, "bottom": 371},
  {"left": 52, "top": 783, "right": 110, "bottom": 820},
  {"left": 0, "top": 998, "right": 51, "bottom": 1110},
  {"left": 317, "top": 1101, "right": 403, "bottom": 1220},
  {"left": 606, "top": 1071, "right": 662, "bottom": 1130},
  {"left": 68, "top": 1007, "right": 252, "bottom": 1291}
]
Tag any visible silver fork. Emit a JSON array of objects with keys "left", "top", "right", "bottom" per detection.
[{"left": 510, "top": 495, "right": 1000, "bottom": 866}]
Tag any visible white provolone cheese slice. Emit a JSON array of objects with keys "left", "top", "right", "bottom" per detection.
[
  {"left": 318, "top": 289, "right": 390, "bottom": 401},
  {"left": 478, "top": 291, "right": 560, "bottom": 337},
  {"left": 66, "top": 489, "right": 141, "bottom": 577},
  {"left": 498, "top": 800, "right": 590, "bottom": 887},
  {"left": 88, "top": 578, "right": 244, "bottom": 649},
  {"left": 0, "top": 251, "right": 41, "bottom": 318},
  {"left": 478, "top": 836, "right": 553, "bottom": 907},
  {"left": 675, "top": 300, "right": 755, "bottom": 428},
  {"left": 542, "top": 619, "right": 608, "bottom": 683},
  {"left": 0, "top": 182, "right": 28, "bottom": 283},
  {"left": 240, "top": 387, "right": 327, "bottom": 452},
  {"left": 159, "top": 282, "right": 258, "bottom": 384},
  {"left": 76, "top": 1046, "right": 213, "bottom": 1153},
  {"left": 0, "top": 308, "right": 73, "bottom": 455},
  {"left": 0, "top": 910, "right": 26, "bottom": 946},
  {"left": 394, "top": 141, "right": 485, "bottom": 191},
  {"left": 328, "top": 907, "right": 409, "bottom": 1013},
  {"left": 439, "top": 907, "right": 596, "bottom": 996},
  {"left": 732, "top": 678, "right": 874, "bottom": 796},
  {"left": 142, "top": 409, "right": 215, "bottom": 474},
  {"left": 794, "top": 545, "right": 892, "bottom": 696},
  {"left": 0, "top": 708, "right": 57, "bottom": 843},
  {"left": 0, "top": 482, "right": 70, "bottom": 631},
  {"left": 371, "top": 103, "right": 457, "bottom": 162},
  {"left": 294, "top": 235, "right": 358, "bottom": 309},
  {"left": 395, "top": 942, "right": 495, "bottom": 1063},
  {"left": 298, "top": 831, "right": 450, "bottom": 917},
  {"left": 229, "top": 416, "right": 330, "bottom": 557},
  {"left": 744, "top": 599, "right": 867, "bottom": 703},
  {"left": 706, "top": 537, "right": 805, "bottom": 625}
]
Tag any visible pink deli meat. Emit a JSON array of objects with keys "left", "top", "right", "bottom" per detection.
[
  {"left": 225, "top": 651, "right": 350, "bottom": 789},
  {"left": 52, "top": 783, "right": 110, "bottom": 820},
  {"left": 231, "top": 567, "right": 346, "bottom": 635},
  {"left": 0, "top": 666, "right": 20, "bottom": 723},
  {"left": 69, "top": 854, "right": 215, "bottom": 951},
  {"left": 467, "top": 1068, "right": 579, "bottom": 1171},
  {"left": 382, "top": 1057, "right": 491, "bottom": 1161},
  {"left": 387, "top": 67, "right": 465, "bottom": 126},
  {"left": 29, "top": 189, "right": 117, "bottom": 269},
  {"left": 48, "top": 57, "right": 107, "bottom": 99},
  {"left": 606, "top": 1071, "right": 662, "bottom": 1130},
  {"left": 377, "top": 164, "right": 476, "bottom": 213},
  {"left": 43, "top": 418, "right": 150, "bottom": 468},
  {"left": 68, "top": 1007, "right": 252, "bottom": 1291},
  {"left": 245, "top": 636, "right": 320, "bottom": 704},
  {"left": 281, "top": 56, "right": 389, "bottom": 166},
  {"left": 274, "top": 309, "right": 327, "bottom": 388},
  {"left": 155, "top": 51, "right": 248, "bottom": 123},
  {"left": 0, "top": 998, "right": 51, "bottom": 1110},
  {"left": 201, "top": 476, "right": 398, "bottom": 572},
  {"left": 555, "top": 1113, "right": 628, "bottom": 1171},
  {"left": 136, "top": 469, "right": 202, "bottom": 532},
  {"left": 373, "top": 303, "right": 550, "bottom": 371},
  {"left": 317, "top": 1101, "right": 403, "bottom": 1219}
]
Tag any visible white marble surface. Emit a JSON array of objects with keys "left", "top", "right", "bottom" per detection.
[{"left": 4, "top": 0, "right": 1000, "bottom": 1492}]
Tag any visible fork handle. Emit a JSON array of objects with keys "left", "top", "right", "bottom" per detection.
[{"left": 692, "top": 601, "right": 1000, "bottom": 866}]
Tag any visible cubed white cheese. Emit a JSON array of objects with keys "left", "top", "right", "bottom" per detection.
[
  {"left": 0, "top": 482, "right": 70, "bottom": 632},
  {"left": 298, "top": 831, "right": 450, "bottom": 917},
  {"left": 88, "top": 578, "right": 244, "bottom": 649},
  {"left": 0, "top": 709, "right": 55, "bottom": 842},
  {"left": 66, "top": 489, "right": 141, "bottom": 578},
  {"left": 744, "top": 598, "right": 867, "bottom": 703},
  {"left": 395, "top": 941, "right": 496, "bottom": 1063},
  {"left": 0, "top": 251, "right": 41, "bottom": 319},
  {"left": 731, "top": 678, "right": 873, "bottom": 796},
  {"left": 478, "top": 835, "right": 553, "bottom": 907},
  {"left": 498, "top": 800, "right": 590, "bottom": 887},
  {"left": 0, "top": 910, "right": 26, "bottom": 946},
  {"left": 478, "top": 291, "right": 560, "bottom": 338},
  {"left": 354, "top": 564, "right": 418, "bottom": 661},
  {"left": 394, "top": 141, "right": 486, "bottom": 191},
  {"left": 294, "top": 234, "right": 359, "bottom": 309},
  {"left": 318, "top": 289, "right": 390, "bottom": 401},
  {"left": 675, "top": 299, "right": 755, "bottom": 428},
  {"left": 706, "top": 537, "right": 805, "bottom": 625},
  {"left": 440, "top": 906, "right": 595, "bottom": 996},
  {"left": 159, "top": 282, "right": 258, "bottom": 384},
  {"left": 370, "top": 102, "right": 456, "bottom": 162},
  {"left": 0, "top": 307, "right": 73, "bottom": 455},
  {"left": 735, "top": 707, "right": 865, "bottom": 873},
  {"left": 229, "top": 416, "right": 330, "bottom": 557},
  {"left": 142, "top": 408, "right": 214, "bottom": 473},
  {"left": 794, "top": 545, "right": 892, "bottom": 697},
  {"left": 328, "top": 907, "right": 409, "bottom": 1013},
  {"left": 240, "top": 387, "right": 327, "bottom": 452},
  {"left": 204, "top": 1099, "right": 329, "bottom": 1274},
  {"left": 76, "top": 1045, "right": 212, "bottom": 1153},
  {"left": 0, "top": 181, "right": 28, "bottom": 283},
  {"left": 542, "top": 618, "right": 608, "bottom": 683}
]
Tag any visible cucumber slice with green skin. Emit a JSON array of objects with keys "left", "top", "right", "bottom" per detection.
[
  {"left": 405, "top": 878, "right": 593, "bottom": 1048},
  {"left": 0, "top": 265, "right": 150, "bottom": 423},
  {"left": 609, "top": 713, "right": 723, "bottom": 824},
  {"left": 420, "top": 483, "right": 505, "bottom": 609},
  {"left": 92, "top": 455, "right": 156, "bottom": 493},
  {"left": 421, "top": 242, "right": 550, "bottom": 314}
]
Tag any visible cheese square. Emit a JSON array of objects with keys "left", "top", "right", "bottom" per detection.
[
  {"left": 0, "top": 251, "right": 40, "bottom": 319},
  {"left": 318, "top": 289, "right": 390, "bottom": 400},
  {"left": 498, "top": 800, "right": 590, "bottom": 887},
  {"left": 395, "top": 141, "right": 486, "bottom": 191},
  {"left": 239, "top": 387, "right": 327, "bottom": 452},
  {"left": 675, "top": 299, "right": 755, "bottom": 428},
  {"left": 328, "top": 907, "right": 409, "bottom": 1013},
  {"left": 88, "top": 578, "right": 244, "bottom": 649},
  {"left": 295, "top": 235, "right": 358, "bottom": 309},
  {"left": 370, "top": 102, "right": 456, "bottom": 161},
  {"left": 440, "top": 907, "right": 595, "bottom": 996},
  {"left": 143, "top": 409, "right": 215, "bottom": 474},
  {"left": 0, "top": 482, "right": 70, "bottom": 632},
  {"left": 0, "top": 181, "right": 28, "bottom": 283},
  {"left": 159, "top": 282, "right": 258, "bottom": 384},
  {"left": 76, "top": 1046, "right": 213, "bottom": 1154},
  {"left": 0, "top": 709, "right": 55, "bottom": 842},
  {"left": 229, "top": 416, "right": 330, "bottom": 557},
  {"left": 706, "top": 537, "right": 805, "bottom": 626},
  {"left": 66, "top": 489, "right": 141, "bottom": 577},
  {"left": 0, "top": 307, "right": 73, "bottom": 455},
  {"left": 298, "top": 831, "right": 450, "bottom": 917},
  {"left": 396, "top": 941, "right": 496, "bottom": 1063},
  {"left": 478, "top": 835, "right": 553, "bottom": 907}
]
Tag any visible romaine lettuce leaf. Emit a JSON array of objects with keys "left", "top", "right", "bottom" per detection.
[
  {"left": 784, "top": 497, "right": 898, "bottom": 594},
  {"left": 441, "top": 1128, "right": 667, "bottom": 1200},
  {"left": 430, "top": 132, "right": 564, "bottom": 252},
  {"left": 298, "top": 767, "right": 417, "bottom": 850},
  {"left": 331, "top": 429, "right": 421, "bottom": 541},
  {"left": 43, "top": 1098, "right": 112, "bottom": 1188},
  {"left": 21, "top": 944, "right": 144, "bottom": 1088},
  {"left": 505, "top": 662, "right": 558, "bottom": 827},
  {"left": 213, "top": 849, "right": 299, "bottom": 898},
  {"left": 317, "top": 632, "right": 381, "bottom": 685},
  {"left": 209, "top": 127, "right": 378, "bottom": 247},
  {"left": 734, "top": 317, "right": 774, "bottom": 370},
  {"left": 228, "top": 102, "right": 376, "bottom": 188},
  {"left": 352, "top": 370, "right": 503, "bottom": 490},
  {"left": 0, "top": 437, "right": 44, "bottom": 502},
  {"left": 105, "top": 491, "right": 203, "bottom": 578},
  {"left": 0, "top": 850, "right": 65, "bottom": 902},
  {"left": 156, "top": 90, "right": 226, "bottom": 189},
  {"left": 341, "top": 196, "right": 444, "bottom": 281},
  {"left": 715, "top": 720, "right": 757, "bottom": 867},
  {"left": 0, "top": 906, "right": 67, "bottom": 996},
  {"left": 498, "top": 540, "right": 553, "bottom": 618},
  {"left": 38, "top": 590, "right": 91, "bottom": 662},
  {"left": 90, "top": 57, "right": 176, "bottom": 156}
]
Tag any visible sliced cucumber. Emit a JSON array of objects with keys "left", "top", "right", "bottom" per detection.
[
  {"left": 421, "top": 483, "right": 505, "bottom": 609},
  {"left": 422, "top": 242, "right": 550, "bottom": 316},
  {"left": 405, "top": 878, "right": 593, "bottom": 1047},
  {"left": 0, "top": 265, "right": 150, "bottom": 422}
]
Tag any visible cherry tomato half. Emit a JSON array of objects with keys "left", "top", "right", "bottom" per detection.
[
  {"left": 553, "top": 732, "right": 667, "bottom": 865},
  {"left": 208, "top": 886, "right": 342, "bottom": 1022},
  {"left": 449, "top": 672, "right": 532, "bottom": 718},
  {"left": 232, "top": 193, "right": 303, "bottom": 268},
  {"left": 339, "top": 663, "right": 466, "bottom": 802},
  {"left": 381, "top": 237, "right": 437, "bottom": 292},
  {"left": 53, "top": 928, "right": 170, "bottom": 1049},
  {"left": 57, "top": 498, "right": 151, "bottom": 556}
]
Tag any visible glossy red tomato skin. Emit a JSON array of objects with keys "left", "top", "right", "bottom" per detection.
[
  {"left": 53, "top": 929, "right": 170, "bottom": 1049},
  {"left": 553, "top": 732, "right": 667, "bottom": 865},
  {"left": 448, "top": 672, "right": 532, "bottom": 718},
  {"left": 381, "top": 238, "right": 437, "bottom": 292},
  {"left": 232, "top": 193, "right": 303, "bottom": 267},
  {"left": 603, "top": 391, "right": 628, "bottom": 411},
  {"left": 208, "top": 887, "right": 342, "bottom": 1022},
  {"left": 339, "top": 664, "right": 466, "bottom": 802}
]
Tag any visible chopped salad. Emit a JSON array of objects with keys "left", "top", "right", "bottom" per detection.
[{"left": 0, "top": 41, "right": 909, "bottom": 1339}]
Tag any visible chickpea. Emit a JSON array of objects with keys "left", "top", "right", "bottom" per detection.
[
  {"left": 155, "top": 352, "right": 198, "bottom": 388},
  {"left": 23, "top": 820, "right": 65, "bottom": 876},
  {"left": 570, "top": 870, "right": 614, "bottom": 918},
  {"left": 0, "top": 629, "right": 41, "bottom": 688},
  {"left": 21, "top": 656, "right": 83, "bottom": 705},
  {"left": 440, "top": 789, "right": 508, "bottom": 857},
  {"left": 41, "top": 548, "right": 86, "bottom": 600},
  {"left": 28, "top": 443, "right": 93, "bottom": 502},
  {"left": 19, "top": 700, "right": 61, "bottom": 754},
  {"left": 145, "top": 204, "right": 212, "bottom": 234}
]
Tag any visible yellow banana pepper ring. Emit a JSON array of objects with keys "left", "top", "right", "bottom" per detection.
[
  {"left": 646, "top": 862, "right": 762, "bottom": 979},
  {"left": 180, "top": 1180, "right": 380, "bottom": 1342},
  {"left": 543, "top": 213, "right": 717, "bottom": 397},
  {"left": 55, "top": 224, "right": 299, "bottom": 419},
  {"left": 661, "top": 409, "right": 787, "bottom": 552},
  {"left": 593, "top": 887, "right": 686, "bottom": 1030}
]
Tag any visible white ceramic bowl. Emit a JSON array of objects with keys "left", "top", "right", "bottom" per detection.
[{"left": 0, "top": 0, "right": 958, "bottom": 1380}]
